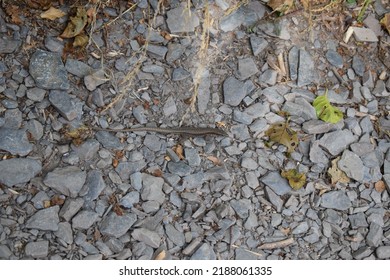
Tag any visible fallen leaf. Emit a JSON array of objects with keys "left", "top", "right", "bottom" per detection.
[
  {"left": 265, "top": 121, "right": 298, "bottom": 153},
  {"left": 374, "top": 180, "right": 386, "bottom": 192},
  {"left": 281, "top": 169, "right": 306, "bottom": 190},
  {"left": 40, "top": 7, "right": 65, "bottom": 20},
  {"left": 112, "top": 158, "right": 119, "bottom": 168},
  {"left": 43, "top": 200, "right": 51, "bottom": 208},
  {"left": 73, "top": 33, "right": 89, "bottom": 48},
  {"left": 26, "top": 0, "right": 51, "bottom": 9},
  {"left": 60, "top": 7, "right": 88, "bottom": 38},
  {"left": 5, "top": 5, "right": 22, "bottom": 24},
  {"left": 268, "top": 0, "right": 293, "bottom": 14},
  {"left": 154, "top": 250, "right": 166, "bottom": 260},
  {"left": 380, "top": 13, "right": 390, "bottom": 34},
  {"left": 160, "top": 31, "right": 173, "bottom": 40},
  {"left": 313, "top": 89, "right": 343, "bottom": 123},
  {"left": 173, "top": 144, "right": 184, "bottom": 160},
  {"left": 328, "top": 157, "right": 350, "bottom": 185},
  {"left": 207, "top": 155, "right": 222, "bottom": 166},
  {"left": 152, "top": 169, "right": 163, "bottom": 177},
  {"left": 50, "top": 195, "right": 65, "bottom": 206}
]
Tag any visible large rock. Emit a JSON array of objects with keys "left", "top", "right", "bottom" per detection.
[
  {"left": 0, "top": 158, "right": 41, "bottom": 187},
  {"left": 43, "top": 166, "right": 86, "bottom": 197}
]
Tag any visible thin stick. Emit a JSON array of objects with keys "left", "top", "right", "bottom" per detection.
[{"left": 258, "top": 237, "right": 294, "bottom": 250}]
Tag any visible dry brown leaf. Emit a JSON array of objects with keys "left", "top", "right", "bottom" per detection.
[
  {"left": 207, "top": 155, "right": 222, "bottom": 166},
  {"left": 43, "top": 200, "right": 51, "bottom": 208},
  {"left": 152, "top": 169, "right": 163, "bottom": 177},
  {"left": 26, "top": 0, "right": 51, "bottom": 9},
  {"left": 265, "top": 121, "right": 298, "bottom": 154},
  {"left": 268, "top": 0, "right": 293, "bottom": 14},
  {"left": 300, "top": 0, "right": 310, "bottom": 10},
  {"left": 112, "top": 158, "right": 119, "bottom": 168},
  {"left": 40, "top": 7, "right": 65, "bottom": 20},
  {"left": 5, "top": 5, "right": 22, "bottom": 24},
  {"left": 380, "top": 13, "right": 390, "bottom": 34},
  {"left": 154, "top": 250, "right": 166, "bottom": 260},
  {"left": 50, "top": 195, "right": 65, "bottom": 206},
  {"left": 173, "top": 144, "right": 184, "bottom": 160},
  {"left": 328, "top": 157, "right": 350, "bottom": 185},
  {"left": 160, "top": 31, "right": 172, "bottom": 40},
  {"left": 60, "top": 7, "right": 88, "bottom": 38},
  {"left": 374, "top": 180, "right": 386, "bottom": 193},
  {"left": 73, "top": 33, "right": 89, "bottom": 48}
]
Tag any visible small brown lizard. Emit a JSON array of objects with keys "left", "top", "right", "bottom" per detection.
[{"left": 91, "top": 126, "right": 229, "bottom": 137}]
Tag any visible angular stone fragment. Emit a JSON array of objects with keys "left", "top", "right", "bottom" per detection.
[
  {"left": 338, "top": 150, "right": 364, "bottom": 182},
  {"left": 48, "top": 90, "right": 83, "bottom": 121},
  {"left": 131, "top": 228, "right": 161, "bottom": 248},
  {"left": 44, "top": 166, "right": 86, "bottom": 197},
  {"left": 320, "top": 191, "right": 351, "bottom": 211},
  {"left": 0, "top": 128, "right": 33, "bottom": 156},
  {"left": 26, "top": 206, "right": 60, "bottom": 231},
  {"left": 166, "top": 7, "right": 200, "bottom": 33},
  {"left": 0, "top": 158, "right": 41, "bottom": 187},
  {"left": 318, "top": 130, "right": 356, "bottom": 156},
  {"left": 25, "top": 241, "right": 49, "bottom": 258},
  {"left": 223, "top": 77, "right": 246, "bottom": 106},
  {"left": 100, "top": 212, "right": 137, "bottom": 238}
]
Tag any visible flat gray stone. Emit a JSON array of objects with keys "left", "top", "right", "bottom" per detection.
[
  {"left": 100, "top": 212, "right": 137, "bottom": 238},
  {"left": 321, "top": 191, "right": 352, "bottom": 210},
  {"left": 0, "top": 245, "right": 13, "bottom": 259},
  {"left": 264, "top": 186, "right": 284, "bottom": 212},
  {"left": 297, "top": 49, "right": 317, "bottom": 86},
  {"left": 259, "top": 69, "right": 277, "bottom": 86},
  {"left": 338, "top": 150, "right": 364, "bottom": 182},
  {"left": 250, "top": 36, "right": 268, "bottom": 56},
  {"left": 141, "top": 173, "right": 165, "bottom": 204},
  {"left": 230, "top": 199, "right": 251, "bottom": 219},
  {"left": 352, "top": 56, "right": 365, "bottom": 76},
  {"left": 0, "top": 158, "right": 41, "bottom": 187},
  {"left": 319, "top": 130, "right": 356, "bottom": 156},
  {"left": 25, "top": 241, "right": 49, "bottom": 258},
  {"left": 326, "top": 49, "right": 343, "bottom": 68},
  {"left": 48, "top": 90, "right": 83, "bottom": 121},
  {"left": 366, "top": 223, "right": 383, "bottom": 247},
  {"left": 289, "top": 46, "right": 299, "bottom": 80},
  {"left": 0, "top": 38, "right": 21, "bottom": 54},
  {"left": 172, "top": 67, "right": 190, "bottom": 81},
  {"left": 95, "top": 131, "right": 125, "bottom": 150},
  {"left": 120, "top": 191, "right": 140, "bottom": 208},
  {"left": 131, "top": 228, "right": 161, "bottom": 248},
  {"left": 72, "top": 139, "right": 100, "bottom": 161},
  {"left": 190, "top": 243, "right": 216, "bottom": 260},
  {"left": 29, "top": 49, "right": 69, "bottom": 90},
  {"left": 223, "top": 76, "right": 246, "bottom": 106},
  {"left": 84, "top": 69, "right": 108, "bottom": 91},
  {"left": 83, "top": 170, "right": 106, "bottom": 202},
  {"left": 166, "top": 7, "right": 200, "bottom": 33},
  {"left": 303, "top": 120, "right": 335, "bottom": 134},
  {"left": 237, "top": 57, "right": 259, "bottom": 80},
  {"left": 65, "top": 58, "right": 93, "bottom": 78},
  {"left": 292, "top": 222, "right": 309, "bottom": 234},
  {"left": 26, "top": 87, "right": 46, "bottom": 102},
  {"left": 376, "top": 246, "right": 390, "bottom": 259},
  {"left": 348, "top": 212, "right": 368, "bottom": 229},
  {"left": 59, "top": 198, "right": 84, "bottom": 221},
  {"left": 72, "top": 210, "right": 99, "bottom": 230},
  {"left": 43, "top": 166, "right": 86, "bottom": 198},
  {"left": 167, "top": 161, "right": 192, "bottom": 176},
  {"left": 0, "top": 128, "right": 33, "bottom": 156},
  {"left": 54, "top": 222, "right": 73, "bottom": 244},
  {"left": 26, "top": 206, "right": 60, "bottom": 231},
  {"left": 282, "top": 97, "right": 317, "bottom": 120},
  {"left": 261, "top": 171, "right": 291, "bottom": 195}
]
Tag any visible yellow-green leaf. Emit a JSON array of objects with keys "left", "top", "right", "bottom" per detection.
[
  {"left": 281, "top": 169, "right": 306, "bottom": 190},
  {"left": 265, "top": 121, "right": 298, "bottom": 153},
  {"left": 313, "top": 89, "right": 343, "bottom": 123},
  {"left": 60, "top": 7, "right": 87, "bottom": 39}
]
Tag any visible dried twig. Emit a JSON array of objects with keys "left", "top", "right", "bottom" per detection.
[{"left": 258, "top": 237, "right": 294, "bottom": 250}]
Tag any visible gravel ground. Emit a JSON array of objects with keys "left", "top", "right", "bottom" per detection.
[{"left": 0, "top": 0, "right": 390, "bottom": 260}]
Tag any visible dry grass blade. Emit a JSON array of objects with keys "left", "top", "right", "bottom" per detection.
[{"left": 258, "top": 237, "right": 295, "bottom": 250}]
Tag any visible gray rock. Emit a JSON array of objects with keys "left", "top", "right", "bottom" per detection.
[
  {"left": 120, "top": 191, "right": 140, "bottom": 208},
  {"left": 59, "top": 198, "right": 84, "bottom": 221},
  {"left": 372, "top": 80, "right": 389, "bottom": 97},
  {"left": 241, "top": 157, "right": 258, "bottom": 170},
  {"left": 26, "top": 87, "right": 46, "bottom": 102},
  {"left": 292, "top": 222, "right": 309, "bottom": 234},
  {"left": 65, "top": 58, "right": 93, "bottom": 78},
  {"left": 0, "top": 245, "right": 13, "bottom": 259},
  {"left": 84, "top": 69, "right": 108, "bottom": 91},
  {"left": 223, "top": 76, "right": 247, "bottom": 107},
  {"left": 95, "top": 131, "right": 125, "bottom": 150},
  {"left": 289, "top": 46, "right": 299, "bottom": 80},
  {"left": 25, "top": 119, "right": 44, "bottom": 141},
  {"left": 350, "top": 142, "right": 375, "bottom": 156},
  {"left": 141, "top": 173, "right": 165, "bottom": 204},
  {"left": 325, "top": 49, "right": 343, "bottom": 68},
  {"left": 297, "top": 49, "right": 317, "bottom": 86},
  {"left": 250, "top": 36, "right": 268, "bottom": 56},
  {"left": 230, "top": 199, "right": 251, "bottom": 219},
  {"left": 237, "top": 57, "right": 259, "bottom": 80},
  {"left": 165, "top": 224, "right": 185, "bottom": 246},
  {"left": 72, "top": 139, "right": 100, "bottom": 161},
  {"left": 319, "top": 130, "right": 356, "bottom": 156},
  {"left": 0, "top": 38, "right": 21, "bottom": 54},
  {"left": 338, "top": 150, "right": 364, "bottom": 182},
  {"left": 352, "top": 246, "right": 373, "bottom": 260},
  {"left": 264, "top": 186, "right": 284, "bottom": 212},
  {"left": 146, "top": 44, "right": 168, "bottom": 59},
  {"left": 26, "top": 206, "right": 60, "bottom": 231},
  {"left": 0, "top": 158, "right": 41, "bottom": 187},
  {"left": 259, "top": 69, "right": 277, "bottom": 86},
  {"left": 172, "top": 67, "right": 191, "bottom": 81},
  {"left": 44, "top": 36, "right": 64, "bottom": 53},
  {"left": 282, "top": 97, "right": 317, "bottom": 120},
  {"left": 72, "top": 210, "right": 99, "bottom": 230},
  {"left": 303, "top": 120, "right": 335, "bottom": 134},
  {"left": 166, "top": 7, "right": 200, "bottom": 33},
  {"left": 366, "top": 223, "right": 383, "bottom": 247},
  {"left": 348, "top": 212, "right": 368, "bottom": 228},
  {"left": 167, "top": 161, "right": 192, "bottom": 176},
  {"left": 43, "top": 166, "right": 87, "bottom": 198},
  {"left": 131, "top": 228, "right": 161, "bottom": 248},
  {"left": 100, "top": 212, "right": 137, "bottom": 238},
  {"left": 115, "top": 160, "right": 147, "bottom": 181},
  {"left": 261, "top": 172, "right": 291, "bottom": 195},
  {"left": 235, "top": 247, "right": 258, "bottom": 260},
  {"left": 48, "top": 90, "right": 82, "bottom": 121},
  {"left": 54, "top": 222, "right": 73, "bottom": 244},
  {"left": 166, "top": 43, "right": 185, "bottom": 63},
  {"left": 183, "top": 173, "right": 205, "bottom": 190},
  {"left": 190, "top": 243, "right": 216, "bottom": 260},
  {"left": 320, "top": 191, "right": 352, "bottom": 210},
  {"left": 376, "top": 246, "right": 390, "bottom": 259},
  {"left": 163, "top": 96, "right": 177, "bottom": 117},
  {"left": 0, "top": 128, "right": 33, "bottom": 156},
  {"left": 25, "top": 241, "right": 49, "bottom": 258},
  {"left": 29, "top": 49, "right": 69, "bottom": 90}
]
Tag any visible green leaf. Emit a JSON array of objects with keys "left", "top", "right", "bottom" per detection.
[
  {"left": 313, "top": 89, "right": 343, "bottom": 123},
  {"left": 265, "top": 120, "right": 298, "bottom": 153},
  {"left": 281, "top": 169, "right": 306, "bottom": 190}
]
